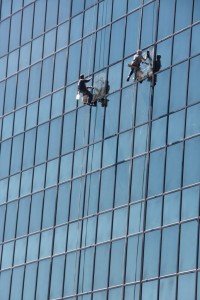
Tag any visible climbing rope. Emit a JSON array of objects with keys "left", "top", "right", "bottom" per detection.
[{"left": 133, "top": 1, "right": 158, "bottom": 299}]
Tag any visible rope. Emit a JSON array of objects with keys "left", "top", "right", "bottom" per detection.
[
  {"left": 80, "top": 104, "right": 98, "bottom": 294},
  {"left": 133, "top": 2, "right": 157, "bottom": 298},
  {"left": 72, "top": 106, "right": 87, "bottom": 296}
]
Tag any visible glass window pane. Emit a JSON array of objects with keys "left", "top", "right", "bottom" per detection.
[
  {"left": 175, "top": 0, "right": 193, "bottom": 32},
  {"left": 23, "top": 263, "right": 38, "bottom": 300},
  {"left": 183, "top": 137, "right": 200, "bottom": 186},
  {"left": 178, "top": 273, "right": 196, "bottom": 300},
  {"left": 160, "top": 225, "right": 179, "bottom": 276},
  {"left": 48, "top": 117, "right": 62, "bottom": 159},
  {"left": 21, "top": 4, "right": 34, "bottom": 45},
  {"left": 188, "top": 55, "right": 200, "bottom": 104},
  {"left": 4, "top": 201, "right": 18, "bottom": 241},
  {"left": 29, "top": 192, "right": 43, "bottom": 233},
  {"left": 186, "top": 103, "right": 200, "bottom": 137},
  {"left": 36, "top": 259, "right": 51, "bottom": 300},
  {"left": 109, "top": 240, "right": 125, "bottom": 286},
  {"left": 165, "top": 143, "right": 183, "bottom": 191},
  {"left": 93, "top": 244, "right": 110, "bottom": 290},
  {"left": 45, "top": 0, "right": 59, "bottom": 31},
  {"left": 170, "top": 62, "right": 188, "bottom": 112},
  {"left": 99, "top": 167, "right": 115, "bottom": 212},
  {"left": 16, "top": 196, "right": 31, "bottom": 237},
  {"left": 50, "top": 255, "right": 65, "bottom": 299},
  {"left": 173, "top": 30, "right": 190, "bottom": 64},
  {"left": 168, "top": 110, "right": 185, "bottom": 144},
  {"left": 158, "top": 0, "right": 175, "bottom": 40},
  {"left": 0, "top": 270, "right": 12, "bottom": 299},
  {"left": 179, "top": 221, "right": 198, "bottom": 272},
  {"left": 159, "top": 277, "right": 176, "bottom": 300},
  {"left": 143, "top": 230, "right": 161, "bottom": 279},
  {"left": 148, "top": 149, "right": 165, "bottom": 197},
  {"left": 146, "top": 197, "right": 162, "bottom": 230},
  {"left": 109, "top": 18, "right": 125, "bottom": 64},
  {"left": 42, "top": 188, "right": 57, "bottom": 229},
  {"left": 163, "top": 192, "right": 180, "bottom": 226},
  {"left": 181, "top": 186, "right": 199, "bottom": 221}
]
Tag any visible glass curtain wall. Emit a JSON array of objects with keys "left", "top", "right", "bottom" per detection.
[{"left": 0, "top": 0, "right": 199, "bottom": 299}]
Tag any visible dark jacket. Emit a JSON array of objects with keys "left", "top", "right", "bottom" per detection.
[{"left": 78, "top": 79, "right": 91, "bottom": 92}]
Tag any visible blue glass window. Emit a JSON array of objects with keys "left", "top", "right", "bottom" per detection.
[
  {"left": 178, "top": 273, "right": 196, "bottom": 300},
  {"left": 43, "top": 29, "right": 56, "bottom": 57},
  {"left": 70, "top": 13, "right": 83, "bottom": 43},
  {"left": 50, "top": 256, "right": 65, "bottom": 299},
  {"left": 170, "top": 62, "right": 188, "bottom": 112},
  {"left": 29, "top": 192, "right": 44, "bottom": 233},
  {"left": 10, "top": 134, "right": 24, "bottom": 174},
  {"left": 158, "top": 0, "right": 175, "bottom": 40},
  {"left": 163, "top": 192, "right": 180, "bottom": 225},
  {"left": 35, "top": 123, "right": 49, "bottom": 164},
  {"left": 36, "top": 259, "right": 51, "bottom": 300},
  {"left": 67, "top": 42, "right": 81, "bottom": 84},
  {"left": 9, "top": 11, "right": 22, "bottom": 51},
  {"left": 0, "top": 140, "right": 12, "bottom": 179},
  {"left": 16, "top": 196, "right": 30, "bottom": 237},
  {"left": 109, "top": 18, "right": 125, "bottom": 64},
  {"left": 131, "top": 155, "right": 147, "bottom": 202},
  {"left": 48, "top": 117, "right": 62, "bottom": 159},
  {"left": 45, "top": 0, "right": 59, "bottom": 31},
  {"left": 42, "top": 187, "right": 57, "bottom": 229},
  {"left": 93, "top": 244, "right": 110, "bottom": 290},
  {"left": 41, "top": 56, "right": 54, "bottom": 97},
  {"left": 99, "top": 167, "right": 115, "bottom": 211},
  {"left": 59, "top": 0, "right": 71, "bottom": 23},
  {"left": 143, "top": 230, "right": 161, "bottom": 279},
  {"left": 16, "top": 69, "right": 29, "bottom": 107},
  {"left": 0, "top": 19, "right": 10, "bottom": 56},
  {"left": 168, "top": 110, "right": 185, "bottom": 144},
  {"left": 4, "top": 201, "right": 18, "bottom": 241},
  {"left": 188, "top": 55, "right": 200, "bottom": 104},
  {"left": 21, "top": 4, "right": 34, "bottom": 45},
  {"left": 126, "top": 235, "right": 142, "bottom": 282},
  {"left": 109, "top": 239, "right": 125, "bottom": 286},
  {"left": 160, "top": 225, "right": 179, "bottom": 275},
  {"left": 183, "top": 137, "right": 200, "bottom": 186},
  {"left": 179, "top": 221, "right": 198, "bottom": 272},
  {"left": 175, "top": 0, "right": 193, "bottom": 32},
  {"left": 31, "top": 36, "right": 43, "bottom": 64},
  {"left": 148, "top": 149, "right": 165, "bottom": 197},
  {"left": 23, "top": 263, "right": 37, "bottom": 300},
  {"left": 165, "top": 143, "right": 183, "bottom": 191}
]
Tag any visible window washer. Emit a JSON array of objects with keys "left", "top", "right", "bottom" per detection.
[
  {"left": 127, "top": 49, "right": 147, "bottom": 82},
  {"left": 154, "top": 55, "right": 161, "bottom": 73},
  {"left": 77, "top": 74, "right": 94, "bottom": 104}
]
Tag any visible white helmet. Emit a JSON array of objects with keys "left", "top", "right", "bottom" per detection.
[{"left": 137, "top": 49, "right": 142, "bottom": 55}]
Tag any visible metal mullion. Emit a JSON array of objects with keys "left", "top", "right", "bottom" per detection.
[
  {"left": 70, "top": 1, "right": 91, "bottom": 294},
  {"left": 0, "top": 13, "right": 9, "bottom": 272},
  {"left": 46, "top": 0, "right": 67, "bottom": 297},
  {"left": 0, "top": 3, "right": 18, "bottom": 297},
  {"left": 119, "top": 0, "right": 138, "bottom": 297},
  {"left": 33, "top": 0, "right": 49, "bottom": 299},
  {"left": 61, "top": 0, "right": 74, "bottom": 296},
  {"left": 21, "top": 0, "right": 42, "bottom": 298},
  {"left": 104, "top": 0, "right": 121, "bottom": 297},
  {"left": 9, "top": 0, "right": 27, "bottom": 290},
  {"left": 90, "top": 0, "right": 109, "bottom": 297},
  {"left": 139, "top": 1, "right": 160, "bottom": 299},
  {"left": 76, "top": 0, "right": 99, "bottom": 296}
]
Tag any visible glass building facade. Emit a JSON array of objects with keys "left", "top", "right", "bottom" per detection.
[{"left": 0, "top": 0, "right": 200, "bottom": 299}]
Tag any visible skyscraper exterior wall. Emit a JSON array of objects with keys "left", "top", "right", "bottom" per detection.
[{"left": 0, "top": 0, "right": 200, "bottom": 299}]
